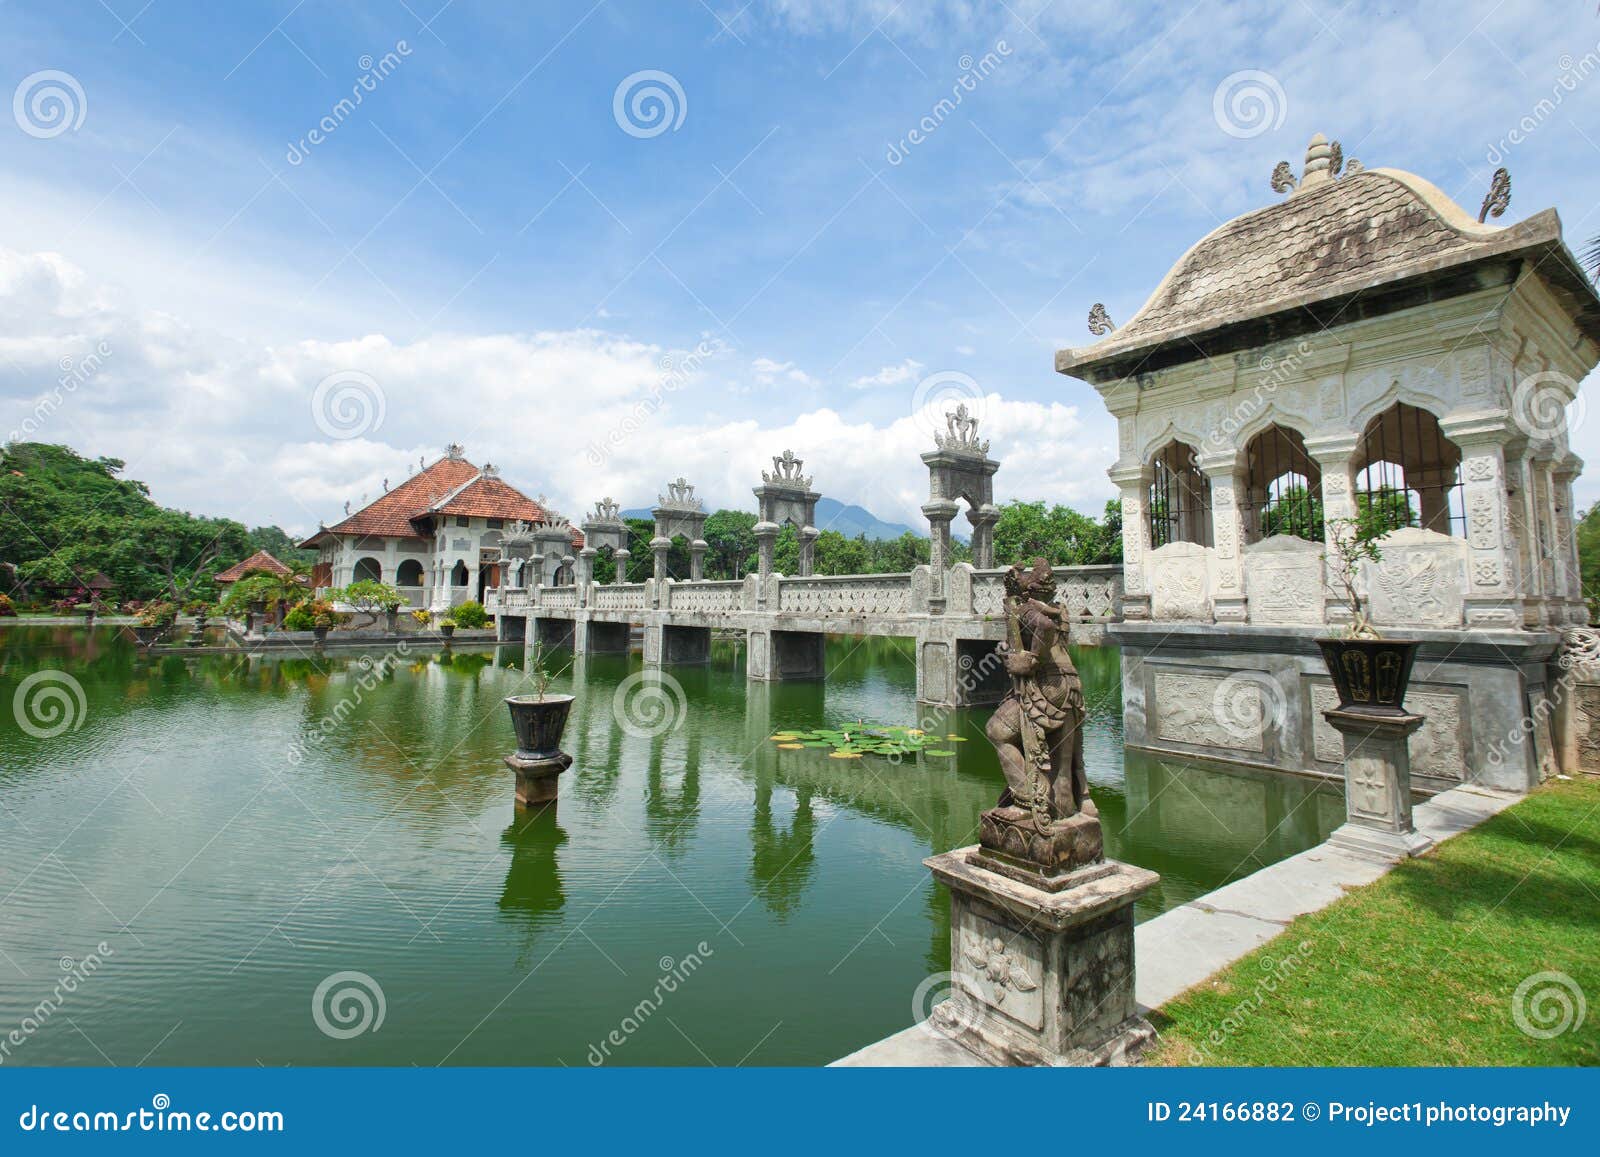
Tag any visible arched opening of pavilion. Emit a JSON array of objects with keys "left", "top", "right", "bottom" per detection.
[
  {"left": 1352, "top": 402, "right": 1464, "bottom": 538},
  {"left": 353, "top": 556, "right": 383, "bottom": 583},
  {"left": 1148, "top": 440, "right": 1212, "bottom": 549},
  {"left": 1243, "top": 424, "right": 1322, "bottom": 543}
]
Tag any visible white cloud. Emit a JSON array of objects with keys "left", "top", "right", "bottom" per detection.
[
  {"left": 750, "top": 356, "right": 819, "bottom": 387},
  {"left": 0, "top": 246, "right": 1113, "bottom": 537},
  {"left": 849, "top": 357, "right": 925, "bottom": 390}
]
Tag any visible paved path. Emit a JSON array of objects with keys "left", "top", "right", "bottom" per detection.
[{"left": 832, "top": 783, "right": 1522, "bottom": 1067}]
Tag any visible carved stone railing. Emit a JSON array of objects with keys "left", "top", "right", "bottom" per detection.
[
  {"left": 667, "top": 580, "right": 745, "bottom": 614},
  {"left": 500, "top": 589, "right": 530, "bottom": 610},
  {"left": 968, "top": 565, "right": 1123, "bottom": 620},
  {"left": 593, "top": 583, "right": 648, "bottom": 612},
  {"left": 538, "top": 586, "right": 578, "bottom": 610},
  {"left": 777, "top": 573, "right": 913, "bottom": 616}
]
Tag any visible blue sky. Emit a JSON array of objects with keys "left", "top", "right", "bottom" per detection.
[{"left": 1, "top": 1, "right": 1598, "bottom": 535}]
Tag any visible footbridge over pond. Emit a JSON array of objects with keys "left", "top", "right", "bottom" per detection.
[
  {"left": 484, "top": 408, "right": 1123, "bottom": 707},
  {"left": 487, "top": 561, "right": 1123, "bottom": 707}
]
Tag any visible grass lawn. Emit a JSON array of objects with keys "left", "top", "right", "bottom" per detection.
[{"left": 1148, "top": 776, "right": 1600, "bottom": 1066}]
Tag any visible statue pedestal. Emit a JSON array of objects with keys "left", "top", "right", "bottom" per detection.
[
  {"left": 505, "top": 751, "right": 572, "bottom": 808},
  {"left": 1323, "top": 708, "right": 1433, "bottom": 862},
  {"left": 924, "top": 841, "right": 1159, "bottom": 1067}
]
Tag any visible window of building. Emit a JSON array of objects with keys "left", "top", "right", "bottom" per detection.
[
  {"left": 1352, "top": 402, "right": 1465, "bottom": 538},
  {"left": 1148, "top": 440, "right": 1213, "bottom": 548}
]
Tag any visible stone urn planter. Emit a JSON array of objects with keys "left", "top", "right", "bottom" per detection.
[
  {"left": 384, "top": 608, "right": 399, "bottom": 632},
  {"left": 312, "top": 625, "right": 329, "bottom": 644},
  {"left": 504, "top": 694, "right": 574, "bottom": 807},
  {"left": 1316, "top": 637, "right": 1420, "bottom": 717},
  {"left": 81, "top": 604, "right": 96, "bottom": 625},
  {"left": 441, "top": 623, "right": 456, "bottom": 640},
  {"left": 132, "top": 624, "right": 164, "bottom": 647}
]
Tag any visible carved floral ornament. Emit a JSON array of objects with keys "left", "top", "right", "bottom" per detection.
[
  {"left": 1087, "top": 303, "right": 1115, "bottom": 336},
  {"left": 1559, "top": 627, "right": 1600, "bottom": 671},
  {"left": 590, "top": 497, "right": 623, "bottom": 523}
]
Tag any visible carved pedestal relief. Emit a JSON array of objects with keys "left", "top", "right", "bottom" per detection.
[
  {"left": 1148, "top": 541, "right": 1210, "bottom": 620},
  {"left": 1310, "top": 683, "right": 1466, "bottom": 785},
  {"left": 1243, "top": 536, "right": 1325, "bottom": 626},
  {"left": 1362, "top": 527, "right": 1466, "bottom": 629}
]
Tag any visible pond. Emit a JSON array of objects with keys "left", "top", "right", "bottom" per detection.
[{"left": 0, "top": 625, "right": 1343, "bottom": 1066}]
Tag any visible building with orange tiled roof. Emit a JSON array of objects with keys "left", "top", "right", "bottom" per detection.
[
  {"left": 299, "top": 444, "right": 580, "bottom": 610},
  {"left": 214, "top": 550, "right": 293, "bottom": 585}
]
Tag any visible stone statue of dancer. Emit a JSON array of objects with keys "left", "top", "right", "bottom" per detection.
[{"left": 980, "top": 559, "right": 1101, "bottom": 875}]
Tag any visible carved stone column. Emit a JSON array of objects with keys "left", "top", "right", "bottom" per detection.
[
  {"left": 1108, "top": 464, "right": 1151, "bottom": 621},
  {"left": 966, "top": 505, "right": 999, "bottom": 570},
  {"left": 754, "top": 521, "right": 779, "bottom": 577},
  {"left": 797, "top": 526, "right": 819, "bottom": 577},
  {"left": 1199, "top": 451, "right": 1247, "bottom": 624},
  {"left": 923, "top": 500, "right": 959, "bottom": 614},
  {"left": 650, "top": 537, "right": 671, "bottom": 582},
  {"left": 1442, "top": 416, "right": 1521, "bottom": 629},
  {"left": 1305, "top": 433, "right": 1360, "bottom": 630},
  {"left": 689, "top": 538, "right": 708, "bottom": 581},
  {"left": 613, "top": 548, "right": 631, "bottom": 584},
  {"left": 577, "top": 548, "right": 596, "bottom": 604},
  {"left": 1551, "top": 454, "right": 1586, "bottom": 624}
]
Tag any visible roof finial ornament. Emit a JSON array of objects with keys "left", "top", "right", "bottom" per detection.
[
  {"left": 483, "top": 462, "right": 500, "bottom": 478},
  {"left": 383, "top": 477, "right": 389, "bottom": 492},
  {"left": 1087, "top": 303, "right": 1115, "bottom": 336},
  {"left": 1478, "top": 167, "right": 1511, "bottom": 223},
  {"left": 1274, "top": 133, "right": 1362, "bottom": 197},
  {"left": 446, "top": 442, "right": 465, "bottom": 461}
]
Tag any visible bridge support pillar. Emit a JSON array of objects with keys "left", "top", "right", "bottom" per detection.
[
  {"left": 532, "top": 617, "right": 574, "bottom": 650},
  {"left": 497, "top": 614, "right": 527, "bottom": 643},
  {"left": 584, "top": 620, "right": 631, "bottom": 655},
  {"left": 644, "top": 623, "right": 711, "bottom": 666},
  {"left": 747, "top": 628, "right": 825, "bottom": 681},
  {"left": 916, "top": 636, "right": 1007, "bottom": 707}
]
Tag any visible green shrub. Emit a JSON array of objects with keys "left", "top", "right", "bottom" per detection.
[
  {"left": 450, "top": 600, "right": 489, "bottom": 629},
  {"left": 283, "top": 603, "right": 316, "bottom": 631}
]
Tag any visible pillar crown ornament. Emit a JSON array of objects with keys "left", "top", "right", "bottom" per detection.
[
  {"left": 590, "top": 497, "right": 623, "bottom": 524},
  {"left": 935, "top": 403, "right": 990, "bottom": 455},
  {"left": 658, "top": 477, "right": 703, "bottom": 510},
  {"left": 1272, "top": 132, "right": 1361, "bottom": 196},
  {"left": 761, "top": 449, "right": 812, "bottom": 489},
  {"left": 446, "top": 442, "right": 466, "bottom": 461},
  {"left": 500, "top": 519, "right": 537, "bottom": 546}
]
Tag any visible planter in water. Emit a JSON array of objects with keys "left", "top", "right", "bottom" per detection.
[
  {"left": 441, "top": 623, "right": 456, "bottom": 639},
  {"left": 385, "top": 609, "right": 399, "bottom": 632},
  {"left": 312, "top": 626, "right": 329, "bottom": 644},
  {"left": 132, "top": 625, "right": 164, "bottom": 647},
  {"left": 504, "top": 694, "right": 574, "bottom": 807},
  {"left": 1316, "top": 637, "right": 1420, "bottom": 717}
]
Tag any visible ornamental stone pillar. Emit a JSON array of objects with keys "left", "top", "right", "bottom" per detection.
[
  {"left": 651, "top": 536, "right": 671, "bottom": 582},
  {"left": 922, "top": 500, "right": 959, "bottom": 614},
  {"left": 1551, "top": 454, "right": 1586, "bottom": 624},
  {"left": 1199, "top": 451, "right": 1247, "bottom": 623},
  {"left": 1108, "top": 463, "right": 1151, "bottom": 621},
  {"left": 689, "top": 539, "right": 708, "bottom": 581},
  {"left": 1442, "top": 416, "right": 1522, "bottom": 629},
  {"left": 797, "top": 527, "right": 819, "bottom": 577},
  {"left": 1305, "top": 433, "right": 1359, "bottom": 630},
  {"left": 613, "top": 548, "right": 631, "bottom": 584},
  {"left": 578, "top": 547, "right": 596, "bottom": 605},
  {"left": 754, "top": 522, "right": 779, "bottom": 577},
  {"left": 966, "top": 505, "right": 999, "bottom": 570}
]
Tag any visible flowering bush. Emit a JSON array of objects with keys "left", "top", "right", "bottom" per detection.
[
  {"left": 411, "top": 608, "right": 433, "bottom": 626},
  {"left": 0, "top": 593, "right": 15, "bottom": 617},
  {"left": 136, "top": 601, "right": 178, "bottom": 628}
]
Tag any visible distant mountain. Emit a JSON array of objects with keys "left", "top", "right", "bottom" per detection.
[{"left": 621, "top": 497, "right": 918, "bottom": 541}]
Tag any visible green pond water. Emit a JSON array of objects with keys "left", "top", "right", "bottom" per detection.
[{"left": 0, "top": 625, "right": 1343, "bottom": 1066}]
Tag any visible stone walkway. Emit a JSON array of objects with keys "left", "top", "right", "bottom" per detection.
[{"left": 831, "top": 782, "right": 1522, "bottom": 1067}]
